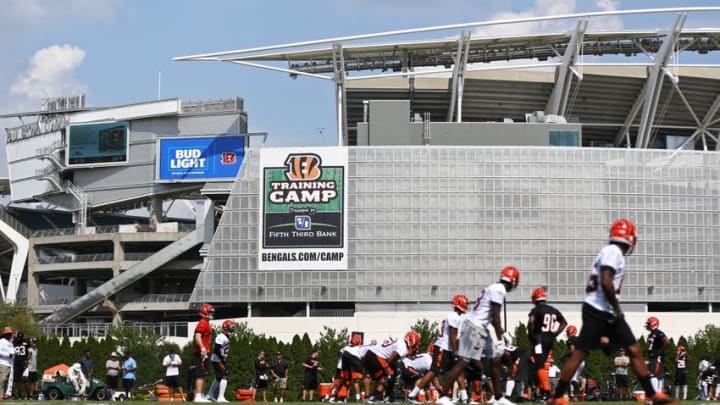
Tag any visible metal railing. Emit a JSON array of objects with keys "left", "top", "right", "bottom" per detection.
[
  {"left": 120, "top": 293, "right": 191, "bottom": 304},
  {"left": 38, "top": 253, "right": 113, "bottom": 264},
  {"left": 41, "top": 321, "right": 190, "bottom": 338},
  {"left": 31, "top": 223, "right": 195, "bottom": 238},
  {"left": 0, "top": 207, "right": 32, "bottom": 238},
  {"left": 182, "top": 97, "right": 244, "bottom": 114}
]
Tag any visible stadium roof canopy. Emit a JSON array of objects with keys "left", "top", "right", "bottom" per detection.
[{"left": 175, "top": 7, "right": 720, "bottom": 149}]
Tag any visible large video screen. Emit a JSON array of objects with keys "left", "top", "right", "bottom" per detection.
[
  {"left": 156, "top": 135, "right": 246, "bottom": 182},
  {"left": 67, "top": 121, "right": 129, "bottom": 166}
]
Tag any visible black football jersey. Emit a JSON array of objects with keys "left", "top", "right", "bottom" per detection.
[
  {"left": 528, "top": 303, "right": 566, "bottom": 345},
  {"left": 647, "top": 329, "right": 667, "bottom": 358},
  {"left": 676, "top": 351, "right": 688, "bottom": 370}
]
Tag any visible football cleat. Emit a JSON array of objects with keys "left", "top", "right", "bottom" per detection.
[
  {"left": 492, "top": 397, "right": 516, "bottom": 405},
  {"left": 546, "top": 398, "right": 569, "bottom": 405},
  {"left": 649, "top": 391, "right": 678, "bottom": 405},
  {"left": 435, "top": 396, "right": 454, "bottom": 405}
]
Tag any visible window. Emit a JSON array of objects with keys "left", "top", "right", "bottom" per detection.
[{"left": 549, "top": 131, "right": 579, "bottom": 146}]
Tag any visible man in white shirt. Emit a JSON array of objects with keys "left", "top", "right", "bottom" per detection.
[
  {"left": 163, "top": 348, "right": 185, "bottom": 401},
  {"left": 67, "top": 362, "right": 88, "bottom": 397},
  {"left": 0, "top": 327, "right": 14, "bottom": 398},
  {"left": 436, "top": 266, "right": 521, "bottom": 405},
  {"left": 614, "top": 348, "right": 630, "bottom": 400}
]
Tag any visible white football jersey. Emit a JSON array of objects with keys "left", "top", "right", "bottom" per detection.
[
  {"left": 466, "top": 282, "right": 506, "bottom": 326},
  {"left": 584, "top": 244, "right": 625, "bottom": 313},
  {"left": 344, "top": 344, "right": 371, "bottom": 359},
  {"left": 402, "top": 353, "right": 432, "bottom": 373},
  {"left": 369, "top": 338, "right": 408, "bottom": 359},
  {"left": 434, "top": 310, "right": 462, "bottom": 351},
  {"left": 210, "top": 333, "right": 230, "bottom": 362}
]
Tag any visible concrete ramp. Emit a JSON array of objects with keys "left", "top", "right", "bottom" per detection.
[{"left": 41, "top": 228, "right": 203, "bottom": 325}]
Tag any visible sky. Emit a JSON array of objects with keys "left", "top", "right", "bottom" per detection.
[{"left": 0, "top": 0, "right": 719, "bottom": 179}]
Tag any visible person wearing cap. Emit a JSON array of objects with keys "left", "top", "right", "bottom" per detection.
[
  {"left": 106, "top": 352, "right": 121, "bottom": 398},
  {"left": 270, "top": 352, "right": 288, "bottom": 403},
  {"left": 67, "top": 362, "right": 89, "bottom": 398},
  {"left": 0, "top": 327, "right": 14, "bottom": 398},
  {"left": 163, "top": 347, "right": 185, "bottom": 402},
  {"left": 27, "top": 338, "right": 38, "bottom": 400},
  {"left": 121, "top": 351, "right": 137, "bottom": 399}
]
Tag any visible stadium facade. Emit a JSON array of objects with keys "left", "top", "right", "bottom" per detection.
[{"left": 1, "top": 7, "right": 720, "bottom": 342}]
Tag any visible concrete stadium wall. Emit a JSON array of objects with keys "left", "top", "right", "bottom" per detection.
[{"left": 180, "top": 311, "right": 716, "bottom": 346}]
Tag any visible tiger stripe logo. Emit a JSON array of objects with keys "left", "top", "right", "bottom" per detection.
[{"left": 284, "top": 154, "right": 322, "bottom": 181}]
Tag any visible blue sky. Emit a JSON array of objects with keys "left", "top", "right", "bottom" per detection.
[{"left": 0, "top": 0, "right": 719, "bottom": 178}]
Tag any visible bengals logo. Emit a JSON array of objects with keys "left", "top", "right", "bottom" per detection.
[
  {"left": 221, "top": 152, "right": 236, "bottom": 165},
  {"left": 285, "top": 154, "right": 321, "bottom": 181}
]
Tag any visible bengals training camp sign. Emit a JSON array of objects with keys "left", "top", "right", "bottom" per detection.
[{"left": 259, "top": 147, "right": 348, "bottom": 270}]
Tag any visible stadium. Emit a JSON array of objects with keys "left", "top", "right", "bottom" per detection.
[{"left": 1, "top": 7, "right": 720, "bottom": 343}]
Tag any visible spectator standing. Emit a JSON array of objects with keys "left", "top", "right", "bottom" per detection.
[
  {"left": 193, "top": 303, "right": 214, "bottom": 403},
  {"left": 301, "top": 349, "right": 323, "bottom": 401},
  {"left": 674, "top": 345, "right": 688, "bottom": 400},
  {"left": 163, "top": 347, "right": 185, "bottom": 402},
  {"left": 121, "top": 350, "right": 137, "bottom": 399},
  {"left": 207, "top": 320, "right": 236, "bottom": 402},
  {"left": 613, "top": 348, "right": 630, "bottom": 400},
  {"left": 0, "top": 328, "right": 13, "bottom": 399},
  {"left": 27, "top": 339, "right": 38, "bottom": 400},
  {"left": 254, "top": 351, "right": 271, "bottom": 402},
  {"left": 79, "top": 349, "right": 93, "bottom": 381},
  {"left": 105, "top": 352, "right": 121, "bottom": 398},
  {"left": 271, "top": 352, "right": 289, "bottom": 403},
  {"left": 12, "top": 331, "right": 28, "bottom": 399}
]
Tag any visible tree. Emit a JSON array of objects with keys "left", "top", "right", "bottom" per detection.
[{"left": 411, "top": 318, "right": 439, "bottom": 352}]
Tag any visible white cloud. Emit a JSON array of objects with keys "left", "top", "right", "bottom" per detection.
[
  {"left": 472, "top": 0, "right": 623, "bottom": 38},
  {"left": 9, "top": 45, "right": 87, "bottom": 102}
]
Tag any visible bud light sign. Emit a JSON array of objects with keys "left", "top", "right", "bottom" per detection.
[{"left": 157, "top": 136, "right": 245, "bottom": 182}]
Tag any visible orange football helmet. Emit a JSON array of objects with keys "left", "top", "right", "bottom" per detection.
[
  {"left": 404, "top": 331, "right": 421, "bottom": 353},
  {"left": 566, "top": 325, "right": 578, "bottom": 337},
  {"left": 500, "top": 266, "right": 520, "bottom": 289},
  {"left": 610, "top": 219, "right": 637, "bottom": 253},
  {"left": 222, "top": 319, "right": 236, "bottom": 334},
  {"left": 645, "top": 316, "right": 659, "bottom": 331},
  {"left": 531, "top": 287, "right": 547, "bottom": 302},
  {"left": 452, "top": 294, "right": 469, "bottom": 313},
  {"left": 199, "top": 303, "right": 215, "bottom": 319}
]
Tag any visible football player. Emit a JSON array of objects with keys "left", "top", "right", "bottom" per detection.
[
  {"left": 323, "top": 334, "right": 366, "bottom": 403},
  {"left": 527, "top": 287, "right": 567, "bottom": 400},
  {"left": 564, "top": 326, "right": 584, "bottom": 401},
  {"left": 399, "top": 350, "right": 434, "bottom": 401},
  {"left": 436, "top": 266, "right": 521, "bottom": 405},
  {"left": 645, "top": 316, "right": 669, "bottom": 393},
  {"left": 207, "top": 320, "right": 236, "bottom": 402},
  {"left": 193, "top": 303, "right": 215, "bottom": 402},
  {"left": 362, "top": 331, "right": 421, "bottom": 402},
  {"left": 408, "top": 294, "right": 469, "bottom": 404},
  {"left": 548, "top": 219, "right": 675, "bottom": 405},
  {"left": 674, "top": 345, "right": 688, "bottom": 400}
]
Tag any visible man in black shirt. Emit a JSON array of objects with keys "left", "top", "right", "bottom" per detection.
[
  {"left": 645, "top": 317, "right": 669, "bottom": 393},
  {"left": 301, "top": 349, "right": 323, "bottom": 401},
  {"left": 12, "top": 332, "right": 28, "bottom": 399},
  {"left": 271, "top": 352, "right": 289, "bottom": 403},
  {"left": 527, "top": 288, "right": 567, "bottom": 399},
  {"left": 254, "top": 351, "right": 270, "bottom": 402}
]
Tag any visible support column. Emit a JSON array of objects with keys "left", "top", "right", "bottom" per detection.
[
  {"left": 332, "top": 43, "right": 347, "bottom": 146},
  {"left": 27, "top": 243, "right": 39, "bottom": 306},
  {"left": 149, "top": 197, "right": 163, "bottom": 231},
  {"left": 447, "top": 31, "right": 472, "bottom": 123},
  {"left": 546, "top": 20, "right": 587, "bottom": 116},
  {"left": 635, "top": 14, "right": 686, "bottom": 148}
]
